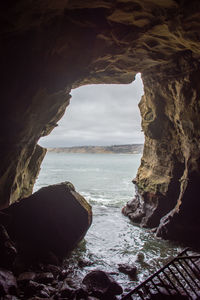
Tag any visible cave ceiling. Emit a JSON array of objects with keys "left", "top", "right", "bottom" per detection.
[{"left": 2, "top": 0, "right": 200, "bottom": 90}]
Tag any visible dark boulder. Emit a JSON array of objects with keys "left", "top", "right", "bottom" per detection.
[
  {"left": 3, "top": 182, "right": 92, "bottom": 259},
  {"left": 43, "top": 264, "right": 61, "bottom": 278},
  {"left": 118, "top": 263, "right": 137, "bottom": 278},
  {"left": 74, "top": 287, "right": 88, "bottom": 299},
  {"left": 35, "top": 272, "right": 54, "bottom": 284},
  {"left": 17, "top": 271, "right": 36, "bottom": 283},
  {"left": 59, "top": 280, "right": 75, "bottom": 298},
  {"left": 82, "top": 270, "right": 123, "bottom": 299},
  {"left": 23, "top": 280, "right": 50, "bottom": 298}
]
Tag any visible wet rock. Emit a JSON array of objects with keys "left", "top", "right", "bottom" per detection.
[
  {"left": 59, "top": 281, "right": 75, "bottom": 298},
  {"left": 118, "top": 263, "right": 137, "bottom": 278},
  {"left": 136, "top": 252, "right": 145, "bottom": 263},
  {"left": 75, "top": 287, "right": 88, "bottom": 299},
  {"left": 0, "top": 268, "right": 18, "bottom": 296},
  {"left": 58, "top": 269, "right": 70, "bottom": 281},
  {"left": 122, "top": 194, "right": 146, "bottom": 225},
  {"left": 35, "top": 272, "right": 54, "bottom": 284},
  {"left": 82, "top": 270, "right": 123, "bottom": 299},
  {"left": 54, "top": 278, "right": 76, "bottom": 299},
  {"left": 48, "top": 285, "right": 57, "bottom": 296},
  {"left": 17, "top": 271, "right": 36, "bottom": 283},
  {"left": 0, "top": 225, "right": 17, "bottom": 269},
  {"left": 23, "top": 280, "right": 50, "bottom": 298},
  {"left": 37, "top": 290, "right": 50, "bottom": 298},
  {"left": 78, "top": 258, "right": 93, "bottom": 268},
  {"left": 61, "top": 275, "right": 79, "bottom": 290},
  {"left": 3, "top": 182, "right": 92, "bottom": 259},
  {"left": 43, "top": 264, "right": 61, "bottom": 278}
]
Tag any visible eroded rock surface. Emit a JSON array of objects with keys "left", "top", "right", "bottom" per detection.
[
  {"left": 1, "top": 1, "right": 200, "bottom": 245},
  {"left": 123, "top": 54, "right": 200, "bottom": 246}
]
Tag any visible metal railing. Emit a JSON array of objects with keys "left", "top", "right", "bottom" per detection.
[{"left": 122, "top": 248, "right": 200, "bottom": 300}]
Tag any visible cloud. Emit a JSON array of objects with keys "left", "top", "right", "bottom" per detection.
[{"left": 39, "top": 73, "right": 144, "bottom": 147}]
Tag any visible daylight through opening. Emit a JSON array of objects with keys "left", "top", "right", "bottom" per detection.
[
  {"left": 39, "top": 73, "right": 144, "bottom": 148},
  {"left": 34, "top": 74, "right": 183, "bottom": 290}
]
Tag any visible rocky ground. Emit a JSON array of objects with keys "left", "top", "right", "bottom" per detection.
[
  {"left": 0, "top": 181, "right": 197, "bottom": 299},
  {"left": 0, "top": 182, "right": 126, "bottom": 300},
  {"left": 0, "top": 220, "right": 129, "bottom": 300}
]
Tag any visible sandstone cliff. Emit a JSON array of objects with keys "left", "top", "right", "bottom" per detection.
[
  {"left": 123, "top": 55, "right": 200, "bottom": 245},
  {"left": 1, "top": 0, "right": 200, "bottom": 245}
]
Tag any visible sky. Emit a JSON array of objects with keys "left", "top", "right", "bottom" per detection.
[{"left": 39, "top": 73, "right": 144, "bottom": 147}]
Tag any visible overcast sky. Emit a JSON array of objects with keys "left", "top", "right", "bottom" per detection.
[{"left": 39, "top": 73, "right": 144, "bottom": 147}]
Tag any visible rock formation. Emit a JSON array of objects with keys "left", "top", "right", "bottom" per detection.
[
  {"left": 1, "top": 1, "right": 200, "bottom": 245},
  {"left": 123, "top": 54, "right": 200, "bottom": 246},
  {"left": 2, "top": 182, "right": 92, "bottom": 259},
  {"left": 82, "top": 270, "right": 123, "bottom": 298},
  {"left": 2, "top": 181, "right": 92, "bottom": 258}
]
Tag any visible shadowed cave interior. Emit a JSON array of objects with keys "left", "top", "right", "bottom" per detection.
[{"left": 1, "top": 0, "right": 200, "bottom": 298}]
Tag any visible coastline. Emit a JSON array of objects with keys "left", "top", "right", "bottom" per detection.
[{"left": 47, "top": 144, "right": 143, "bottom": 155}]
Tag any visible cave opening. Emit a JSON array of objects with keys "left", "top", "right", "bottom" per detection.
[
  {"left": 36, "top": 73, "right": 144, "bottom": 204},
  {"left": 2, "top": 2, "right": 200, "bottom": 298},
  {"left": 35, "top": 74, "right": 145, "bottom": 266},
  {"left": 32, "top": 74, "right": 183, "bottom": 289},
  {"left": 38, "top": 73, "right": 144, "bottom": 149}
]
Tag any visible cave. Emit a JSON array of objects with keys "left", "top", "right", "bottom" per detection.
[{"left": 1, "top": 0, "right": 200, "bottom": 252}]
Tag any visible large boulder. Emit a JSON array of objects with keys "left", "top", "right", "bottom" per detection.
[
  {"left": 82, "top": 270, "right": 123, "bottom": 299},
  {"left": 2, "top": 182, "right": 92, "bottom": 259}
]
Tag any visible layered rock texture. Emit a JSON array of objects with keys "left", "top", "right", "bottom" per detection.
[
  {"left": 123, "top": 55, "right": 200, "bottom": 246},
  {"left": 1, "top": 0, "right": 200, "bottom": 245}
]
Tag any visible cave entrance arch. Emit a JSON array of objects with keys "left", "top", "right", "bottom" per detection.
[
  {"left": 36, "top": 74, "right": 144, "bottom": 199},
  {"left": 33, "top": 74, "right": 150, "bottom": 284},
  {"left": 39, "top": 73, "right": 144, "bottom": 149}
]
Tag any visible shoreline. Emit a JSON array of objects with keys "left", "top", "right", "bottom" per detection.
[{"left": 47, "top": 144, "right": 144, "bottom": 155}]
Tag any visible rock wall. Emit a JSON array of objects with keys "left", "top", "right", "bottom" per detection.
[
  {"left": 123, "top": 53, "right": 200, "bottom": 245},
  {"left": 1, "top": 0, "right": 200, "bottom": 244},
  {"left": 0, "top": 88, "right": 70, "bottom": 209}
]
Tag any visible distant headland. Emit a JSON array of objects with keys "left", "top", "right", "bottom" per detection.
[{"left": 47, "top": 144, "right": 143, "bottom": 154}]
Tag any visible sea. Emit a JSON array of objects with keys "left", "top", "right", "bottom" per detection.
[{"left": 34, "top": 152, "right": 183, "bottom": 292}]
